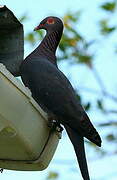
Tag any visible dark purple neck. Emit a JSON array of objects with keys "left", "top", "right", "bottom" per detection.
[{"left": 29, "top": 30, "right": 62, "bottom": 66}]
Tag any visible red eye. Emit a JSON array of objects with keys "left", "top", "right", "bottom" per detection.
[{"left": 47, "top": 18, "right": 55, "bottom": 24}]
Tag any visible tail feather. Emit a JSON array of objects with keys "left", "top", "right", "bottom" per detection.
[{"left": 64, "top": 124, "right": 90, "bottom": 180}]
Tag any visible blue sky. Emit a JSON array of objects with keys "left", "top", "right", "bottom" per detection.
[{"left": 0, "top": 0, "right": 117, "bottom": 179}]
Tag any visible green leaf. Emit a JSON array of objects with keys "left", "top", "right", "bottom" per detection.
[
  {"left": 101, "top": 2, "right": 116, "bottom": 12},
  {"left": 102, "top": 26, "right": 116, "bottom": 35},
  {"left": 97, "top": 99, "right": 104, "bottom": 110},
  {"left": 77, "top": 54, "right": 92, "bottom": 66},
  {"left": 47, "top": 172, "right": 59, "bottom": 180},
  {"left": 106, "top": 134, "right": 116, "bottom": 141},
  {"left": 84, "top": 102, "right": 91, "bottom": 111},
  {"left": 99, "top": 19, "right": 116, "bottom": 35},
  {"left": 63, "top": 11, "right": 81, "bottom": 23},
  {"left": 19, "top": 14, "right": 28, "bottom": 22},
  {"left": 65, "top": 26, "right": 83, "bottom": 41},
  {"left": 76, "top": 94, "right": 82, "bottom": 104},
  {"left": 36, "top": 29, "right": 44, "bottom": 39},
  {"left": 25, "top": 33, "right": 36, "bottom": 45}
]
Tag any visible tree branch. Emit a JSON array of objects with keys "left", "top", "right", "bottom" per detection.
[{"left": 91, "top": 66, "right": 117, "bottom": 103}]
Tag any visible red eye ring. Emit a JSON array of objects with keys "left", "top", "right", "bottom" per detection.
[{"left": 47, "top": 18, "right": 55, "bottom": 24}]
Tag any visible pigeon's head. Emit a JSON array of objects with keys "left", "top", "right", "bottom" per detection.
[{"left": 34, "top": 16, "right": 63, "bottom": 33}]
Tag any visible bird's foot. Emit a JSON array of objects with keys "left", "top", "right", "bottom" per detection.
[
  {"left": 49, "top": 119, "right": 63, "bottom": 132},
  {"left": 47, "top": 113, "right": 63, "bottom": 132},
  {"left": 0, "top": 169, "right": 3, "bottom": 173},
  {"left": 56, "top": 124, "right": 63, "bottom": 132}
]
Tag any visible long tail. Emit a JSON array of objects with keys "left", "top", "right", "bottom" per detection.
[{"left": 64, "top": 124, "right": 90, "bottom": 180}]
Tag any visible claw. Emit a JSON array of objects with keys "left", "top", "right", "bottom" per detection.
[
  {"left": 47, "top": 113, "right": 63, "bottom": 132},
  {"left": 48, "top": 119, "right": 57, "bottom": 129},
  {"left": 56, "top": 124, "right": 63, "bottom": 132},
  {"left": 0, "top": 169, "right": 3, "bottom": 173}
]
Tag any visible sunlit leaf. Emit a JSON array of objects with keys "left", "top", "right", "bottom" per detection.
[
  {"left": 101, "top": 2, "right": 116, "bottom": 12},
  {"left": 25, "top": 32, "right": 36, "bottom": 45},
  {"left": 63, "top": 11, "right": 81, "bottom": 23}
]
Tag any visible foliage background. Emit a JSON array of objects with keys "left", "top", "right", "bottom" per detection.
[{"left": 1, "top": 0, "right": 117, "bottom": 179}]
